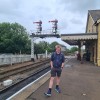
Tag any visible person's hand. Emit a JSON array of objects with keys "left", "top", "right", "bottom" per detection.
[
  {"left": 61, "top": 67, "right": 63, "bottom": 70},
  {"left": 51, "top": 66, "right": 53, "bottom": 69}
]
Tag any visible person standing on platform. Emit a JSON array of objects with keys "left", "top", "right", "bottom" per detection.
[{"left": 44, "top": 45, "right": 65, "bottom": 96}]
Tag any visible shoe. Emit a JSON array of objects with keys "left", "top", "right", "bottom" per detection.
[
  {"left": 55, "top": 87, "right": 61, "bottom": 93},
  {"left": 44, "top": 90, "right": 51, "bottom": 97}
]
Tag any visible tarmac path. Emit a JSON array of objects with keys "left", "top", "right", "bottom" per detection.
[{"left": 27, "top": 58, "right": 100, "bottom": 100}]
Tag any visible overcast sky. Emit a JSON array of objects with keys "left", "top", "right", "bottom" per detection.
[{"left": 0, "top": 0, "right": 100, "bottom": 48}]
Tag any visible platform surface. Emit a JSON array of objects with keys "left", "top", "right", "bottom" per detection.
[{"left": 27, "top": 58, "right": 100, "bottom": 100}]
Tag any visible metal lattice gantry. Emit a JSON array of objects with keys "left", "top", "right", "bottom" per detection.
[{"left": 30, "top": 19, "right": 60, "bottom": 61}]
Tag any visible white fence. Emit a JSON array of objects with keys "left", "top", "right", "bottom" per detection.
[{"left": 0, "top": 54, "right": 48, "bottom": 66}]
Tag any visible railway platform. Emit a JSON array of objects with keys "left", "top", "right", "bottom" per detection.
[{"left": 9, "top": 58, "right": 100, "bottom": 100}]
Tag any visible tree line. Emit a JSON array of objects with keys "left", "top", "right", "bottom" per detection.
[
  {"left": 0, "top": 22, "right": 78, "bottom": 54},
  {"left": 0, "top": 22, "right": 30, "bottom": 54}
]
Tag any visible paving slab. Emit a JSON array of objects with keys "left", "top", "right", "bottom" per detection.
[{"left": 27, "top": 58, "right": 100, "bottom": 100}]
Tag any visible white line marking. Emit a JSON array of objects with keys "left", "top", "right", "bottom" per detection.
[{"left": 6, "top": 70, "right": 50, "bottom": 100}]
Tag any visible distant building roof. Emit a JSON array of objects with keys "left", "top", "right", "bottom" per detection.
[{"left": 89, "top": 10, "right": 100, "bottom": 22}]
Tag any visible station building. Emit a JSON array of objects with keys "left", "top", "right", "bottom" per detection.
[{"left": 61, "top": 10, "right": 100, "bottom": 66}]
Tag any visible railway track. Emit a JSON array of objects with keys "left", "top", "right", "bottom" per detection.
[
  {"left": 0, "top": 57, "right": 70, "bottom": 99},
  {"left": 0, "top": 59, "right": 51, "bottom": 100},
  {"left": 0, "top": 59, "right": 50, "bottom": 81}
]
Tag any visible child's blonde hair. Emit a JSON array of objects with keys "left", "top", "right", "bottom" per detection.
[{"left": 55, "top": 45, "right": 61, "bottom": 50}]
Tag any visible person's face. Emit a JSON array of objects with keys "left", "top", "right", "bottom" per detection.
[{"left": 56, "top": 47, "right": 61, "bottom": 54}]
